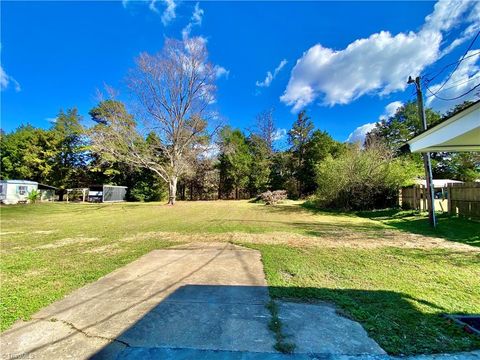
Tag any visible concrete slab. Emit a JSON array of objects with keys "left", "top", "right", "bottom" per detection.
[
  {"left": 277, "top": 301, "right": 386, "bottom": 355},
  {"left": 0, "top": 243, "right": 274, "bottom": 359},
  {"left": 1, "top": 241, "right": 389, "bottom": 360}
]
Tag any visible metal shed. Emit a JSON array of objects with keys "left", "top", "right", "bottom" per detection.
[{"left": 88, "top": 185, "right": 127, "bottom": 203}]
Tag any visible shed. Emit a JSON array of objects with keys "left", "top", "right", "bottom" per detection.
[
  {"left": 0, "top": 180, "right": 58, "bottom": 204},
  {"left": 88, "top": 185, "right": 127, "bottom": 203}
]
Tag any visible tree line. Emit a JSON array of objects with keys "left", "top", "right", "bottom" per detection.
[{"left": 1, "top": 37, "right": 478, "bottom": 209}]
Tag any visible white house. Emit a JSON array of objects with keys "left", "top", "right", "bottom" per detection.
[
  {"left": 0, "top": 180, "right": 57, "bottom": 204},
  {"left": 406, "top": 100, "right": 480, "bottom": 153}
]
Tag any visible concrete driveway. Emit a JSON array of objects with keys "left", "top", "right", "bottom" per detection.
[{"left": 1, "top": 243, "right": 386, "bottom": 359}]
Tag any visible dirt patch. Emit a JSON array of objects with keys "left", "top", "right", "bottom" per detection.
[
  {"left": 120, "top": 230, "right": 479, "bottom": 252},
  {"left": 83, "top": 244, "right": 120, "bottom": 254},
  {"left": 32, "top": 230, "right": 58, "bottom": 235},
  {"left": 37, "top": 237, "right": 99, "bottom": 249}
]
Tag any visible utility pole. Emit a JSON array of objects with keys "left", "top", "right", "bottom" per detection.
[{"left": 408, "top": 76, "right": 437, "bottom": 228}]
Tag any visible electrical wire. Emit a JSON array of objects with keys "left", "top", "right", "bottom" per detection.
[
  {"left": 428, "top": 31, "right": 480, "bottom": 95},
  {"left": 425, "top": 50, "right": 480, "bottom": 82},
  {"left": 426, "top": 82, "right": 480, "bottom": 101},
  {"left": 425, "top": 75, "right": 480, "bottom": 98}
]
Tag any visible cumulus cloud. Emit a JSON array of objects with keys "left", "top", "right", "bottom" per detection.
[
  {"left": 281, "top": 0, "right": 479, "bottom": 112},
  {"left": 379, "top": 101, "right": 403, "bottom": 121},
  {"left": 346, "top": 100, "right": 403, "bottom": 144},
  {"left": 346, "top": 122, "right": 377, "bottom": 144},
  {"left": 215, "top": 66, "right": 229, "bottom": 79},
  {"left": 426, "top": 49, "right": 480, "bottom": 114},
  {"left": 256, "top": 59, "right": 288, "bottom": 88},
  {"left": 0, "top": 66, "right": 21, "bottom": 92},
  {"left": 182, "top": 2, "right": 204, "bottom": 40},
  {"left": 272, "top": 128, "right": 287, "bottom": 141}
]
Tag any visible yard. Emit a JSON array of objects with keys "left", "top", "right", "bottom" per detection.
[{"left": 0, "top": 200, "right": 479, "bottom": 355}]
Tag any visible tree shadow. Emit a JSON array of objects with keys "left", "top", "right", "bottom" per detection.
[
  {"left": 263, "top": 203, "right": 480, "bottom": 248},
  {"left": 356, "top": 209, "right": 480, "bottom": 248},
  {"left": 87, "top": 286, "right": 478, "bottom": 358}
]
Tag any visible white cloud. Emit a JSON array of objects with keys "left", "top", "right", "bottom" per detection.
[
  {"left": 198, "top": 143, "right": 220, "bottom": 159},
  {"left": 281, "top": 0, "right": 479, "bottom": 112},
  {"left": 272, "top": 128, "right": 287, "bottom": 142},
  {"left": 161, "top": 0, "right": 176, "bottom": 25},
  {"left": 0, "top": 65, "right": 21, "bottom": 92},
  {"left": 215, "top": 66, "right": 229, "bottom": 79},
  {"left": 182, "top": 2, "right": 204, "bottom": 40},
  {"left": 256, "top": 59, "right": 288, "bottom": 88},
  {"left": 121, "top": 0, "right": 177, "bottom": 25},
  {"left": 346, "top": 100, "right": 403, "bottom": 144},
  {"left": 379, "top": 101, "right": 403, "bottom": 121},
  {"left": 346, "top": 122, "right": 377, "bottom": 144},
  {"left": 426, "top": 49, "right": 480, "bottom": 114}
]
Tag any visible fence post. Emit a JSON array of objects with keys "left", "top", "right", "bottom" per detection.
[{"left": 447, "top": 184, "right": 452, "bottom": 215}]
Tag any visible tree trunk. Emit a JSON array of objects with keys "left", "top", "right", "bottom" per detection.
[{"left": 168, "top": 176, "right": 178, "bottom": 205}]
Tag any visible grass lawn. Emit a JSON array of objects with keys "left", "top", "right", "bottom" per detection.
[{"left": 1, "top": 200, "right": 479, "bottom": 354}]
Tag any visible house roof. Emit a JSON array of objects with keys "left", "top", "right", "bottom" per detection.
[
  {"left": 405, "top": 100, "right": 480, "bottom": 152},
  {"left": 0, "top": 179, "right": 38, "bottom": 185}
]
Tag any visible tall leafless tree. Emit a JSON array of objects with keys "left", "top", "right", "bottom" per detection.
[
  {"left": 254, "top": 108, "right": 276, "bottom": 153},
  {"left": 89, "top": 37, "right": 217, "bottom": 205}
]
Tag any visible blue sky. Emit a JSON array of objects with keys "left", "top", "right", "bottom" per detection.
[{"left": 1, "top": 1, "right": 479, "bottom": 145}]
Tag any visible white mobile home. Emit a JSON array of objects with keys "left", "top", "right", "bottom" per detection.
[{"left": 0, "top": 180, "right": 57, "bottom": 204}]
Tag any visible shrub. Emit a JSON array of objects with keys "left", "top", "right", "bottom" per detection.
[
  {"left": 27, "top": 189, "right": 41, "bottom": 204},
  {"left": 315, "top": 143, "right": 420, "bottom": 211},
  {"left": 260, "top": 190, "right": 288, "bottom": 205}
]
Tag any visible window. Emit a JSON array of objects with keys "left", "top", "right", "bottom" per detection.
[
  {"left": 18, "top": 186, "right": 27, "bottom": 195},
  {"left": 0, "top": 185, "right": 3, "bottom": 194}
]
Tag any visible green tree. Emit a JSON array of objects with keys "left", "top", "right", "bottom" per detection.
[
  {"left": 300, "top": 130, "right": 346, "bottom": 195},
  {"left": 50, "top": 108, "right": 88, "bottom": 190},
  {"left": 247, "top": 134, "right": 271, "bottom": 195},
  {"left": 315, "top": 143, "right": 421, "bottom": 210},
  {"left": 0, "top": 125, "right": 57, "bottom": 183},
  {"left": 288, "top": 110, "right": 314, "bottom": 197},
  {"left": 217, "top": 127, "right": 252, "bottom": 199}
]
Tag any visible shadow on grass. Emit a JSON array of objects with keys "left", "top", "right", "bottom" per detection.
[
  {"left": 356, "top": 209, "right": 480, "bottom": 248},
  {"left": 64, "top": 285, "right": 480, "bottom": 357},
  {"left": 263, "top": 202, "right": 480, "bottom": 248}
]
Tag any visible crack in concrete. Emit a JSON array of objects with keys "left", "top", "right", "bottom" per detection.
[{"left": 37, "top": 317, "right": 131, "bottom": 348}]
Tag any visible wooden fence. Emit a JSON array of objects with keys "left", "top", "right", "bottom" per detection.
[
  {"left": 448, "top": 182, "right": 480, "bottom": 219},
  {"left": 400, "top": 182, "right": 480, "bottom": 219}
]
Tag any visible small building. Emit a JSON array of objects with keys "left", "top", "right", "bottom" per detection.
[
  {"left": 0, "top": 180, "right": 57, "bottom": 204},
  {"left": 88, "top": 185, "right": 127, "bottom": 203},
  {"left": 65, "top": 185, "right": 127, "bottom": 203}
]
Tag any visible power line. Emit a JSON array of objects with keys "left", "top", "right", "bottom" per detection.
[
  {"left": 426, "top": 82, "right": 480, "bottom": 101},
  {"left": 425, "top": 50, "right": 480, "bottom": 82},
  {"left": 425, "top": 75, "right": 480, "bottom": 98},
  {"left": 428, "top": 31, "right": 480, "bottom": 94}
]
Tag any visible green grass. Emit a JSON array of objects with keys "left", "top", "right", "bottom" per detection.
[
  {"left": 357, "top": 209, "right": 480, "bottom": 247},
  {"left": 1, "top": 200, "right": 479, "bottom": 355},
  {"left": 246, "top": 243, "right": 480, "bottom": 355}
]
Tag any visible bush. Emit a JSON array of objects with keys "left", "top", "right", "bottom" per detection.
[
  {"left": 27, "top": 189, "right": 41, "bottom": 204},
  {"left": 314, "top": 143, "right": 420, "bottom": 211},
  {"left": 128, "top": 180, "right": 167, "bottom": 202},
  {"left": 260, "top": 190, "right": 288, "bottom": 205}
]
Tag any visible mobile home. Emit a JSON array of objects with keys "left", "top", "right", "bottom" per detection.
[{"left": 0, "top": 180, "right": 57, "bottom": 204}]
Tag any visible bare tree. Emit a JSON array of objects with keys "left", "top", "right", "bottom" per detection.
[
  {"left": 254, "top": 108, "right": 276, "bottom": 153},
  {"left": 89, "top": 37, "right": 217, "bottom": 205}
]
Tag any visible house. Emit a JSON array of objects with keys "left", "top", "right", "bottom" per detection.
[
  {"left": 0, "top": 180, "right": 57, "bottom": 204},
  {"left": 405, "top": 100, "right": 480, "bottom": 153}
]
